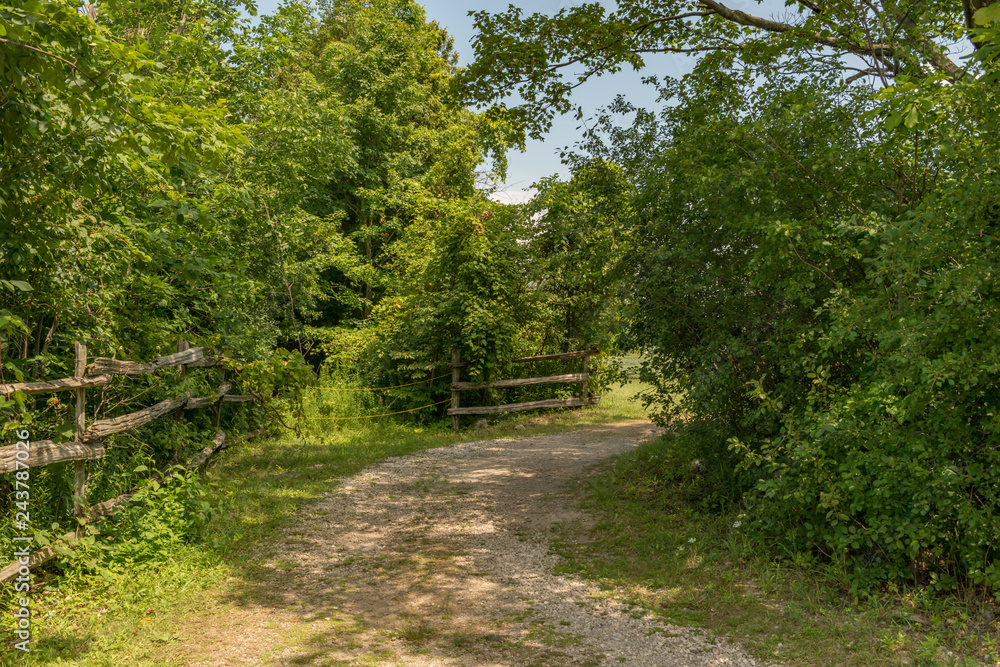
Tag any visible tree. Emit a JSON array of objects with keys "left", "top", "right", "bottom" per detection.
[
  {"left": 1, "top": 0, "right": 249, "bottom": 367},
  {"left": 462, "top": 0, "right": 991, "bottom": 138},
  {"left": 225, "top": 0, "right": 504, "bottom": 355},
  {"left": 463, "top": 0, "right": 1000, "bottom": 592},
  {"left": 365, "top": 195, "right": 527, "bottom": 407},
  {"left": 519, "top": 159, "right": 633, "bottom": 354}
]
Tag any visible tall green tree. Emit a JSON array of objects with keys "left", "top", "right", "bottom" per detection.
[
  {"left": 1, "top": 0, "right": 251, "bottom": 369},
  {"left": 464, "top": 0, "right": 1000, "bottom": 592},
  {"left": 519, "top": 159, "right": 633, "bottom": 354},
  {"left": 225, "top": 0, "right": 504, "bottom": 356}
]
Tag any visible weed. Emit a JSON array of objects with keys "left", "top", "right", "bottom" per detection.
[
  {"left": 397, "top": 620, "right": 436, "bottom": 643},
  {"left": 552, "top": 424, "right": 1000, "bottom": 666}
]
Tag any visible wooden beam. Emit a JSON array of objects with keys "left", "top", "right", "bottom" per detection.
[
  {"left": 0, "top": 382, "right": 233, "bottom": 473},
  {"left": 173, "top": 340, "right": 190, "bottom": 422},
  {"left": 509, "top": 349, "right": 598, "bottom": 364},
  {"left": 221, "top": 394, "right": 253, "bottom": 403},
  {"left": 0, "top": 375, "right": 112, "bottom": 397},
  {"left": 175, "top": 340, "right": 190, "bottom": 369},
  {"left": 0, "top": 440, "right": 105, "bottom": 474},
  {"left": 184, "top": 383, "right": 231, "bottom": 410},
  {"left": 85, "top": 347, "right": 205, "bottom": 376},
  {"left": 452, "top": 373, "right": 588, "bottom": 392},
  {"left": 0, "top": 533, "right": 73, "bottom": 583},
  {"left": 190, "top": 430, "right": 227, "bottom": 469},
  {"left": 76, "top": 384, "right": 238, "bottom": 442},
  {"left": 0, "top": 485, "right": 141, "bottom": 583},
  {"left": 83, "top": 396, "right": 188, "bottom": 441},
  {"left": 447, "top": 395, "right": 600, "bottom": 416}
]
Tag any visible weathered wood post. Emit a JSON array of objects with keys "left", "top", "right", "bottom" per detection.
[
  {"left": 173, "top": 339, "right": 189, "bottom": 422},
  {"left": 581, "top": 350, "right": 589, "bottom": 405},
  {"left": 176, "top": 339, "right": 190, "bottom": 370},
  {"left": 73, "top": 341, "right": 88, "bottom": 524},
  {"left": 450, "top": 349, "right": 461, "bottom": 432},
  {"left": 212, "top": 379, "right": 225, "bottom": 430}
]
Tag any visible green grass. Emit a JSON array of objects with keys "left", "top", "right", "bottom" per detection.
[
  {"left": 551, "top": 425, "right": 1000, "bottom": 667},
  {"left": 0, "top": 365, "right": 652, "bottom": 665}
]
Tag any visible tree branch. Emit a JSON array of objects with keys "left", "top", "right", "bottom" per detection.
[
  {"left": 697, "top": 0, "right": 965, "bottom": 81},
  {"left": 540, "top": 12, "right": 715, "bottom": 75},
  {"left": 0, "top": 38, "right": 106, "bottom": 85}
]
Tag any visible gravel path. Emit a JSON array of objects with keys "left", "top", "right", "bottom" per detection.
[{"left": 189, "top": 420, "right": 774, "bottom": 666}]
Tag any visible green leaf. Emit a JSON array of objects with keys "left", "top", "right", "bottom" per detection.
[{"left": 973, "top": 4, "right": 1000, "bottom": 26}]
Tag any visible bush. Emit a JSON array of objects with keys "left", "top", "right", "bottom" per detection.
[
  {"left": 592, "top": 63, "right": 1000, "bottom": 594},
  {"left": 92, "top": 467, "right": 215, "bottom": 570}
]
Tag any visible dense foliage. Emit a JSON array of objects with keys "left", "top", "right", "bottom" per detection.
[
  {"left": 466, "top": 0, "right": 1000, "bottom": 595},
  {"left": 16, "top": 0, "right": 1000, "bottom": 606},
  {"left": 0, "top": 0, "right": 475, "bottom": 558},
  {"left": 0, "top": 0, "right": 624, "bottom": 568}
]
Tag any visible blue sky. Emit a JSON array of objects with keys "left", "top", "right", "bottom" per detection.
[
  {"left": 249, "top": 1, "right": 767, "bottom": 193},
  {"left": 416, "top": 1, "right": 696, "bottom": 193}
]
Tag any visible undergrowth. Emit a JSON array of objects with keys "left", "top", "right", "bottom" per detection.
[
  {"left": 552, "top": 423, "right": 1000, "bottom": 666},
  {"left": 0, "top": 365, "right": 650, "bottom": 665}
]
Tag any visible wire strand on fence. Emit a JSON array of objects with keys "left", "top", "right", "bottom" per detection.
[
  {"left": 306, "top": 397, "right": 452, "bottom": 421},
  {"left": 312, "top": 376, "right": 437, "bottom": 391}
]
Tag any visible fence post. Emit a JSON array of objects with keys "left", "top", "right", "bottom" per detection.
[
  {"left": 173, "top": 339, "right": 190, "bottom": 422},
  {"left": 176, "top": 339, "right": 190, "bottom": 369},
  {"left": 212, "top": 379, "right": 224, "bottom": 430},
  {"left": 451, "top": 349, "right": 461, "bottom": 432},
  {"left": 581, "top": 351, "right": 589, "bottom": 405},
  {"left": 73, "top": 341, "right": 88, "bottom": 525}
]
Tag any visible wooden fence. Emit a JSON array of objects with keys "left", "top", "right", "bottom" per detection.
[
  {"left": 448, "top": 348, "right": 600, "bottom": 431},
  {"left": 0, "top": 341, "right": 253, "bottom": 583}
]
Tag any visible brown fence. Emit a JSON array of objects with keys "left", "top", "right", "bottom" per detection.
[
  {"left": 0, "top": 341, "right": 254, "bottom": 583},
  {"left": 448, "top": 348, "right": 600, "bottom": 431}
]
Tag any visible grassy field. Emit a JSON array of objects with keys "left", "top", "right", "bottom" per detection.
[{"left": 0, "top": 368, "right": 651, "bottom": 666}]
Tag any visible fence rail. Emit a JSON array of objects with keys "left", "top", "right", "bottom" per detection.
[
  {"left": 451, "top": 372, "right": 588, "bottom": 392},
  {"left": 448, "top": 348, "right": 599, "bottom": 430},
  {"left": 0, "top": 341, "right": 252, "bottom": 584},
  {"left": 85, "top": 347, "right": 214, "bottom": 376},
  {"left": 0, "top": 375, "right": 113, "bottom": 396}
]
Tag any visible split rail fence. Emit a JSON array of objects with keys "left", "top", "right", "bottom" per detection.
[
  {"left": 0, "top": 341, "right": 254, "bottom": 583},
  {"left": 448, "top": 348, "right": 600, "bottom": 431}
]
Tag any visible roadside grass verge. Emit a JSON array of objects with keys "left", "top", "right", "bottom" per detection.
[
  {"left": 551, "top": 425, "right": 1000, "bottom": 667},
  {"left": 1, "top": 366, "right": 652, "bottom": 665}
]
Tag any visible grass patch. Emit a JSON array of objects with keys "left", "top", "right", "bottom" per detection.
[
  {"left": 1, "top": 364, "right": 651, "bottom": 665},
  {"left": 552, "top": 425, "right": 1000, "bottom": 667},
  {"left": 397, "top": 618, "right": 436, "bottom": 643}
]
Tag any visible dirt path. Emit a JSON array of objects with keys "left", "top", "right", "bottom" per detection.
[{"left": 177, "top": 420, "right": 767, "bottom": 666}]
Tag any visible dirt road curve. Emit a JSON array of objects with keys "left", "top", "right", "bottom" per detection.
[{"left": 184, "top": 420, "right": 769, "bottom": 666}]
